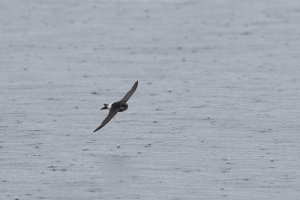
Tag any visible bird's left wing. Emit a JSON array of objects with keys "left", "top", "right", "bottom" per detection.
[
  {"left": 120, "top": 80, "right": 138, "bottom": 102},
  {"left": 93, "top": 108, "right": 118, "bottom": 132}
]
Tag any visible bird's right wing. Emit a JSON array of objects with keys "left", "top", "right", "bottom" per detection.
[
  {"left": 93, "top": 108, "right": 118, "bottom": 132},
  {"left": 120, "top": 80, "right": 138, "bottom": 102}
]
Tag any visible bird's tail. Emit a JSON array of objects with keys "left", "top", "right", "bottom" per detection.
[{"left": 100, "top": 104, "right": 108, "bottom": 110}]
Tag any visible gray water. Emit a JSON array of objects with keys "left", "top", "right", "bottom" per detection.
[{"left": 1, "top": 0, "right": 300, "bottom": 199}]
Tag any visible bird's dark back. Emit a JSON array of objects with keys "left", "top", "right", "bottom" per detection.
[{"left": 112, "top": 101, "right": 128, "bottom": 112}]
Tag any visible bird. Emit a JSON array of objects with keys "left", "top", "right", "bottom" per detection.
[{"left": 93, "top": 80, "right": 138, "bottom": 132}]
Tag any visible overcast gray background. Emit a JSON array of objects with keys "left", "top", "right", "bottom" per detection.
[{"left": 1, "top": 0, "right": 300, "bottom": 199}]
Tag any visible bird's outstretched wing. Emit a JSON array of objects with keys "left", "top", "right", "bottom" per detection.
[
  {"left": 120, "top": 80, "right": 138, "bottom": 102},
  {"left": 93, "top": 108, "right": 118, "bottom": 132}
]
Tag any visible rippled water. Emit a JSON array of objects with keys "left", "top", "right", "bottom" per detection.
[{"left": 1, "top": 0, "right": 300, "bottom": 199}]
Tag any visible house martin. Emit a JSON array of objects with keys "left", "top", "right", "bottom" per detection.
[{"left": 93, "top": 80, "right": 138, "bottom": 132}]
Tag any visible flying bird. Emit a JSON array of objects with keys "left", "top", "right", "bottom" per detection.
[{"left": 93, "top": 80, "right": 138, "bottom": 132}]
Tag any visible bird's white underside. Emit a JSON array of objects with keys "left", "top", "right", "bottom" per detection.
[{"left": 107, "top": 103, "right": 113, "bottom": 110}]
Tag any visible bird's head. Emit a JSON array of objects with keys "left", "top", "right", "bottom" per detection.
[{"left": 119, "top": 102, "right": 128, "bottom": 112}]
